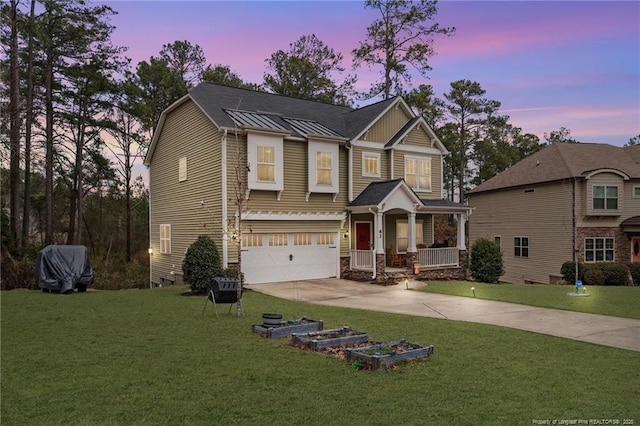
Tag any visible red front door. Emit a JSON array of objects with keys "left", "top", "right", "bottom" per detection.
[
  {"left": 356, "top": 223, "right": 371, "bottom": 251},
  {"left": 632, "top": 238, "right": 640, "bottom": 263}
]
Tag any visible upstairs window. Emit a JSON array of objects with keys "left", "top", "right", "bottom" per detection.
[
  {"left": 593, "top": 185, "right": 618, "bottom": 210},
  {"left": 404, "top": 156, "right": 431, "bottom": 191},
  {"left": 316, "top": 152, "right": 333, "bottom": 185},
  {"left": 178, "top": 157, "right": 187, "bottom": 182},
  {"left": 247, "top": 132, "right": 284, "bottom": 193},
  {"left": 362, "top": 152, "right": 380, "bottom": 177},
  {"left": 307, "top": 139, "right": 338, "bottom": 196}
]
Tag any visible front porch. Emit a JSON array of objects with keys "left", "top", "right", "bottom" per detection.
[{"left": 344, "top": 180, "right": 473, "bottom": 284}]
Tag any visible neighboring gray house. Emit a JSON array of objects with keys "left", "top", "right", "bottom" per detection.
[
  {"left": 144, "top": 83, "right": 472, "bottom": 286},
  {"left": 468, "top": 143, "right": 640, "bottom": 284}
]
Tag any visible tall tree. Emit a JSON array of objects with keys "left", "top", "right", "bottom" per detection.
[
  {"left": 544, "top": 126, "right": 578, "bottom": 144},
  {"left": 7, "top": 0, "right": 21, "bottom": 251},
  {"left": 404, "top": 83, "right": 445, "bottom": 128},
  {"left": 352, "top": 0, "right": 454, "bottom": 99},
  {"left": 625, "top": 134, "right": 640, "bottom": 146},
  {"left": 264, "top": 34, "right": 356, "bottom": 105},
  {"left": 159, "top": 40, "right": 206, "bottom": 89},
  {"left": 442, "top": 79, "right": 501, "bottom": 202},
  {"left": 201, "top": 64, "right": 260, "bottom": 90},
  {"left": 130, "top": 57, "right": 187, "bottom": 134},
  {"left": 21, "top": 0, "right": 36, "bottom": 250}
]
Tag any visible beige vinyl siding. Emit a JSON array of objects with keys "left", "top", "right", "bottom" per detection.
[
  {"left": 624, "top": 179, "right": 640, "bottom": 219},
  {"left": 392, "top": 150, "right": 442, "bottom": 199},
  {"left": 149, "top": 100, "right": 222, "bottom": 284},
  {"left": 366, "top": 106, "right": 410, "bottom": 142},
  {"left": 352, "top": 145, "right": 389, "bottom": 196},
  {"left": 226, "top": 138, "right": 348, "bottom": 262},
  {"left": 469, "top": 181, "right": 575, "bottom": 283}
]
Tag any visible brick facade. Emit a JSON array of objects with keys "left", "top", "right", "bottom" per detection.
[{"left": 577, "top": 227, "right": 631, "bottom": 264}]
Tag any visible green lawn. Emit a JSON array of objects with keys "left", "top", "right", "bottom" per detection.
[
  {"left": 416, "top": 281, "right": 640, "bottom": 320},
  {"left": 2, "top": 287, "right": 639, "bottom": 425}
]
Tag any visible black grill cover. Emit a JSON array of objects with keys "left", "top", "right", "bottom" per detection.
[{"left": 36, "top": 245, "right": 94, "bottom": 293}]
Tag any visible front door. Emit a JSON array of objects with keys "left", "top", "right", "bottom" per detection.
[
  {"left": 355, "top": 222, "right": 371, "bottom": 251},
  {"left": 632, "top": 237, "right": 640, "bottom": 263}
]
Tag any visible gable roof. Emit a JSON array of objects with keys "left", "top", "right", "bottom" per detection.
[
  {"left": 348, "top": 179, "right": 408, "bottom": 207},
  {"left": 469, "top": 143, "right": 640, "bottom": 194}
]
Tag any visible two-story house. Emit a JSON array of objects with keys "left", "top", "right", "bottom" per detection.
[
  {"left": 468, "top": 142, "right": 640, "bottom": 284},
  {"left": 144, "top": 82, "right": 472, "bottom": 286}
]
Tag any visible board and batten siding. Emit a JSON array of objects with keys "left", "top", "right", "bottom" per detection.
[
  {"left": 469, "top": 181, "right": 575, "bottom": 284},
  {"left": 366, "top": 106, "right": 411, "bottom": 143},
  {"left": 149, "top": 100, "right": 222, "bottom": 284},
  {"left": 225, "top": 136, "right": 348, "bottom": 263}
]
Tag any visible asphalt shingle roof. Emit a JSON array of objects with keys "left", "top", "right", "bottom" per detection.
[
  {"left": 469, "top": 143, "right": 640, "bottom": 194},
  {"left": 348, "top": 179, "right": 405, "bottom": 206},
  {"left": 189, "top": 82, "right": 388, "bottom": 139}
]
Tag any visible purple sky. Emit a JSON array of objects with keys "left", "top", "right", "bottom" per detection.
[{"left": 103, "top": 0, "right": 639, "bottom": 147}]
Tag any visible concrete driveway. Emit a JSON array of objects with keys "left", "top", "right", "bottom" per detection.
[{"left": 246, "top": 278, "right": 640, "bottom": 352}]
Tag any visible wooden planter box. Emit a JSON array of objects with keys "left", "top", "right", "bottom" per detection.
[
  {"left": 252, "top": 317, "right": 323, "bottom": 338},
  {"left": 289, "top": 326, "right": 368, "bottom": 351},
  {"left": 346, "top": 340, "right": 434, "bottom": 370}
]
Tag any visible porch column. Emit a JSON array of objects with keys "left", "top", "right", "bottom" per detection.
[
  {"left": 375, "top": 211, "right": 384, "bottom": 254},
  {"left": 408, "top": 212, "right": 417, "bottom": 253},
  {"left": 457, "top": 212, "right": 467, "bottom": 250}
]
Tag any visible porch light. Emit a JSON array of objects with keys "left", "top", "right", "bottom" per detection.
[
  {"left": 343, "top": 232, "right": 349, "bottom": 239},
  {"left": 148, "top": 247, "right": 153, "bottom": 255}
]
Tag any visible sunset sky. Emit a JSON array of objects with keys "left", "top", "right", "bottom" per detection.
[{"left": 102, "top": 0, "right": 640, "bottom": 147}]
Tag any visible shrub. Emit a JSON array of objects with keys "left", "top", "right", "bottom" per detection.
[
  {"left": 470, "top": 238, "right": 504, "bottom": 283},
  {"left": 598, "top": 262, "right": 629, "bottom": 286},
  {"left": 92, "top": 257, "right": 149, "bottom": 290},
  {"left": 560, "top": 261, "right": 585, "bottom": 284},
  {"left": 182, "top": 235, "right": 222, "bottom": 294},
  {"left": 630, "top": 263, "right": 640, "bottom": 286},
  {"left": 584, "top": 267, "right": 605, "bottom": 286}
]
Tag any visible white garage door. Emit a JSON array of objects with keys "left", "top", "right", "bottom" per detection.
[{"left": 241, "top": 232, "right": 338, "bottom": 284}]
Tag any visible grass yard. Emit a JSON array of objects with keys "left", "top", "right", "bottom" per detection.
[
  {"left": 2, "top": 286, "right": 639, "bottom": 425},
  {"left": 417, "top": 281, "right": 640, "bottom": 320}
]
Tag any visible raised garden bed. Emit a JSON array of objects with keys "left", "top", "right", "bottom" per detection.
[
  {"left": 252, "top": 317, "right": 323, "bottom": 338},
  {"left": 346, "top": 339, "right": 434, "bottom": 370},
  {"left": 288, "top": 326, "right": 368, "bottom": 351}
]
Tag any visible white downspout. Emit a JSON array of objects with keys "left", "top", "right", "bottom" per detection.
[
  {"left": 347, "top": 142, "right": 353, "bottom": 202},
  {"left": 221, "top": 129, "right": 228, "bottom": 268}
]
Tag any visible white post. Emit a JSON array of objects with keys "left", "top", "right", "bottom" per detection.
[
  {"left": 375, "top": 211, "right": 384, "bottom": 254},
  {"left": 457, "top": 213, "right": 467, "bottom": 250},
  {"left": 408, "top": 212, "right": 416, "bottom": 253}
]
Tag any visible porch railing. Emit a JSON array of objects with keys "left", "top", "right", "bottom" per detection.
[
  {"left": 350, "top": 249, "right": 375, "bottom": 270},
  {"left": 417, "top": 247, "right": 459, "bottom": 268}
]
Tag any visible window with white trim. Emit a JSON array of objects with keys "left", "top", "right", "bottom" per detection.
[
  {"left": 257, "top": 146, "right": 275, "bottom": 182},
  {"left": 585, "top": 237, "right": 614, "bottom": 262},
  {"left": 633, "top": 186, "right": 640, "bottom": 198},
  {"left": 396, "top": 220, "right": 424, "bottom": 253},
  {"left": 178, "top": 157, "right": 187, "bottom": 182},
  {"left": 316, "top": 152, "right": 333, "bottom": 185},
  {"left": 362, "top": 152, "right": 380, "bottom": 177},
  {"left": 160, "top": 224, "right": 171, "bottom": 254},
  {"left": 404, "top": 156, "right": 431, "bottom": 191},
  {"left": 592, "top": 185, "right": 618, "bottom": 210},
  {"left": 514, "top": 237, "right": 528, "bottom": 258},
  {"left": 307, "top": 139, "right": 339, "bottom": 195},
  {"left": 247, "top": 132, "right": 284, "bottom": 192}
]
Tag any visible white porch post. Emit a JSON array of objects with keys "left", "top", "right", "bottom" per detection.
[
  {"left": 408, "top": 212, "right": 417, "bottom": 252},
  {"left": 457, "top": 212, "right": 467, "bottom": 250},
  {"left": 375, "top": 211, "right": 384, "bottom": 254}
]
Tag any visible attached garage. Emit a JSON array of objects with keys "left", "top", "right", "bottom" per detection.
[{"left": 241, "top": 232, "right": 339, "bottom": 284}]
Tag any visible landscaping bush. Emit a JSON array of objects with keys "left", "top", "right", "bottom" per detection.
[
  {"left": 182, "top": 235, "right": 222, "bottom": 294},
  {"left": 630, "top": 263, "right": 640, "bottom": 286},
  {"left": 584, "top": 267, "right": 605, "bottom": 286},
  {"left": 560, "top": 261, "right": 585, "bottom": 284},
  {"left": 470, "top": 238, "right": 504, "bottom": 283},
  {"left": 92, "top": 257, "right": 149, "bottom": 290}
]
